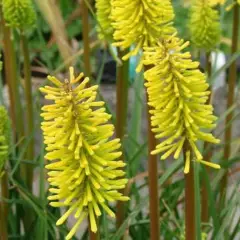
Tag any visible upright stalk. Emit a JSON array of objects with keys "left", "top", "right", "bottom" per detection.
[
  {"left": 145, "top": 66, "right": 160, "bottom": 240},
  {"left": 81, "top": 3, "right": 95, "bottom": 238},
  {"left": 220, "top": 2, "right": 239, "bottom": 204},
  {"left": 1, "top": 19, "right": 25, "bottom": 144},
  {"left": 20, "top": 32, "right": 34, "bottom": 191},
  {"left": 2, "top": 12, "right": 26, "bottom": 236},
  {"left": 89, "top": 231, "right": 98, "bottom": 240},
  {"left": 116, "top": 49, "right": 129, "bottom": 230},
  {"left": 184, "top": 142, "right": 195, "bottom": 240},
  {"left": 1, "top": 19, "right": 17, "bottom": 138},
  {"left": 81, "top": 0, "right": 91, "bottom": 78},
  {"left": 201, "top": 52, "right": 212, "bottom": 223},
  {"left": 0, "top": 171, "right": 9, "bottom": 240}
]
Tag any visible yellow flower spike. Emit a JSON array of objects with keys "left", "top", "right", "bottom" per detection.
[
  {"left": 189, "top": 0, "right": 221, "bottom": 51},
  {"left": 111, "top": 0, "right": 175, "bottom": 72},
  {"left": 96, "top": 0, "right": 114, "bottom": 40},
  {"left": 143, "top": 36, "right": 220, "bottom": 173},
  {"left": 0, "top": 106, "right": 10, "bottom": 175},
  {"left": 40, "top": 67, "right": 129, "bottom": 237}
]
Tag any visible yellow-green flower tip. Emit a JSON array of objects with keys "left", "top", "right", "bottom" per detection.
[
  {"left": 111, "top": 0, "right": 176, "bottom": 71},
  {"left": 0, "top": 106, "right": 10, "bottom": 174},
  {"left": 144, "top": 35, "right": 220, "bottom": 173},
  {"left": 2, "top": 0, "right": 36, "bottom": 29},
  {"left": 189, "top": 0, "right": 221, "bottom": 51},
  {"left": 40, "top": 67, "right": 129, "bottom": 237},
  {"left": 96, "top": 0, "right": 114, "bottom": 41},
  {"left": 209, "top": 0, "right": 226, "bottom": 6}
]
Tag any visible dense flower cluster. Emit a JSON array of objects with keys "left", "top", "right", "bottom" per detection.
[
  {"left": 0, "top": 106, "right": 10, "bottom": 175},
  {"left": 96, "top": 0, "right": 114, "bottom": 40},
  {"left": 2, "top": 0, "right": 36, "bottom": 29},
  {"left": 40, "top": 68, "right": 128, "bottom": 239},
  {"left": 144, "top": 35, "right": 220, "bottom": 173},
  {"left": 111, "top": 0, "right": 175, "bottom": 71},
  {"left": 189, "top": 0, "right": 221, "bottom": 51}
]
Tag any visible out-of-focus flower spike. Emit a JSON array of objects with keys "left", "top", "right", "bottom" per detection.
[
  {"left": 189, "top": 0, "right": 221, "bottom": 51},
  {"left": 144, "top": 36, "right": 220, "bottom": 173},
  {"left": 2, "top": 0, "right": 36, "bottom": 30},
  {"left": 111, "top": 0, "right": 176, "bottom": 72},
  {"left": 0, "top": 106, "right": 10, "bottom": 175},
  {"left": 40, "top": 67, "right": 129, "bottom": 237},
  {"left": 96, "top": 0, "right": 114, "bottom": 41}
]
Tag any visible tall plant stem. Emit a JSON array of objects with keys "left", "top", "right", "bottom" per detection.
[
  {"left": 20, "top": 32, "right": 34, "bottom": 191},
  {"left": 2, "top": 15, "right": 26, "bottom": 236},
  {"left": 0, "top": 171, "right": 9, "bottom": 240},
  {"left": 81, "top": 2, "right": 96, "bottom": 237},
  {"left": 145, "top": 66, "right": 160, "bottom": 240},
  {"left": 89, "top": 231, "right": 98, "bottom": 240},
  {"left": 1, "top": 20, "right": 25, "bottom": 144},
  {"left": 116, "top": 49, "right": 129, "bottom": 231},
  {"left": 1, "top": 19, "right": 17, "bottom": 138},
  {"left": 81, "top": 0, "right": 91, "bottom": 77},
  {"left": 201, "top": 52, "right": 212, "bottom": 223},
  {"left": 184, "top": 142, "right": 195, "bottom": 240},
  {"left": 220, "top": 2, "right": 239, "bottom": 204}
]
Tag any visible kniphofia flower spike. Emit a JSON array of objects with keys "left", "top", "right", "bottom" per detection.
[
  {"left": 40, "top": 68, "right": 128, "bottom": 239},
  {"left": 144, "top": 35, "right": 221, "bottom": 174},
  {"left": 96, "top": 0, "right": 114, "bottom": 40},
  {"left": 0, "top": 106, "right": 10, "bottom": 175},
  {"left": 2, "top": 0, "right": 36, "bottom": 29},
  {"left": 111, "top": 0, "right": 175, "bottom": 72},
  {"left": 189, "top": 0, "right": 221, "bottom": 51}
]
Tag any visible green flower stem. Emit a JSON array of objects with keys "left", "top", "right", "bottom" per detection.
[
  {"left": 116, "top": 49, "right": 129, "bottom": 232},
  {"left": 201, "top": 52, "right": 212, "bottom": 224},
  {"left": 1, "top": 18, "right": 17, "bottom": 138},
  {"left": 220, "top": 2, "right": 239, "bottom": 205},
  {"left": 81, "top": 2, "right": 95, "bottom": 237},
  {"left": 20, "top": 31, "right": 34, "bottom": 191},
  {"left": 144, "top": 65, "right": 160, "bottom": 240},
  {"left": 82, "top": 0, "right": 91, "bottom": 78},
  {"left": 184, "top": 142, "right": 196, "bottom": 240},
  {"left": 1, "top": 19, "right": 25, "bottom": 145},
  {"left": 0, "top": 171, "right": 9, "bottom": 240}
]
